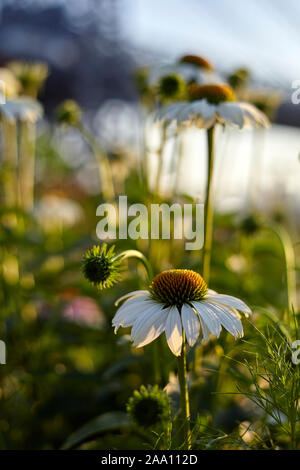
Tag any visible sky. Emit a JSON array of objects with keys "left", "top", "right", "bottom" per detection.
[{"left": 122, "top": 0, "right": 300, "bottom": 89}]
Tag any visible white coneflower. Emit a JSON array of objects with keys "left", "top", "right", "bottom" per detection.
[
  {"left": 155, "top": 84, "right": 269, "bottom": 286},
  {"left": 155, "top": 84, "right": 269, "bottom": 129},
  {"left": 0, "top": 96, "right": 43, "bottom": 122},
  {"left": 113, "top": 269, "right": 251, "bottom": 357}
]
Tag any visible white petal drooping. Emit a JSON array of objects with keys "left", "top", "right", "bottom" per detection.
[
  {"left": 165, "top": 306, "right": 183, "bottom": 356},
  {"left": 181, "top": 303, "right": 200, "bottom": 346},
  {"left": 131, "top": 302, "right": 168, "bottom": 348}
]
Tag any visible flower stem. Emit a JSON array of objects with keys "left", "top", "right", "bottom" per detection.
[
  {"left": 155, "top": 126, "right": 167, "bottom": 195},
  {"left": 202, "top": 126, "right": 215, "bottom": 283},
  {"left": 177, "top": 333, "right": 192, "bottom": 450},
  {"left": 1, "top": 119, "right": 19, "bottom": 210},
  {"left": 18, "top": 120, "right": 36, "bottom": 211},
  {"left": 173, "top": 131, "right": 183, "bottom": 196},
  {"left": 115, "top": 249, "right": 153, "bottom": 283},
  {"left": 77, "top": 123, "right": 115, "bottom": 200}
]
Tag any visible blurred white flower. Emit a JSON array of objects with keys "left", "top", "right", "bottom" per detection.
[
  {"left": 155, "top": 84, "right": 269, "bottom": 130},
  {"left": 0, "top": 96, "right": 43, "bottom": 122},
  {"left": 226, "top": 254, "right": 248, "bottom": 274},
  {"left": 34, "top": 194, "right": 83, "bottom": 230}
]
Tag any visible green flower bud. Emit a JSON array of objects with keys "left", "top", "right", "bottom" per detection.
[
  {"left": 56, "top": 100, "right": 82, "bottom": 127},
  {"left": 127, "top": 385, "right": 171, "bottom": 430},
  {"left": 82, "top": 244, "right": 122, "bottom": 290},
  {"left": 158, "top": 74, "right": 186, "bottom": 103}
]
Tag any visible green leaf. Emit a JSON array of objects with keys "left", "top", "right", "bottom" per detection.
[{"left": 61, "top": 412, "right": 132, "bottom": 450}]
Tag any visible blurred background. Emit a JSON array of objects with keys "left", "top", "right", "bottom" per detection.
[
  {"left": 1, "top": 0, "right": 299, "bottom": 214},
  {"left": 0, "top": 0, "right": 299, "bottom": 450}
]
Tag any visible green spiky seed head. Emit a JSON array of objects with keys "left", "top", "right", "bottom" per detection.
[
  {"left": 82, "top": 244, "right": 121, "bottom": 290},
  {"left": 158, "top": 74, "right": 186, "bottom": 103},
  {"left": 56, "top": 100, "right": 82, "bottom": 127},
  {"left": 127, "top": 385, "right": 171, "bottom": 430}
]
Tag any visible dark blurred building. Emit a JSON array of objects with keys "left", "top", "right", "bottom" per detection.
[{"left": 0, "top": 0, "right": 136, "bottom": 114}]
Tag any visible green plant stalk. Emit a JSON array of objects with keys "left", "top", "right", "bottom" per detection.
[
  {"left": 155, "top": 126, "right": 167, "bottom": 195},
  {"left": 77, "top": 123, "right": 115, "bottom": 200},
  {"left": 173, "top": 131, "right": 183, "bottom": 196},
  {"left": 18, "top": 120, "right": 36, "bottom": 211},
  {"left": 114, "top": 249, "right": 153, "bottom": 282},
  {"left": 1, "top": 119, "right": 19, "bottom": 210},
  {"left": 139, "top": 106, "right": 149, "bottom": 192},
  {"left": 267, "top": 223, "right": 298, "bottom": 314},
  {"left": 202, "top": 126, "right": 215, "bottom": 284},
  {"left": 177, "top": 332, "right": 192, "bottom": 450}
]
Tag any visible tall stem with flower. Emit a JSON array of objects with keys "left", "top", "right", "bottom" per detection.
[
  {"left": 155, "top": 83, "right": 269, "bottom": 284},
  {"left": 57, "top": 100, "right": 115, "bottom": 201},
  {"left": 112, "top": 265, "right": 251, "bottom": 449}
]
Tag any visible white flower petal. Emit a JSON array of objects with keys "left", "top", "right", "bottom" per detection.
[
  {"left": 207, "top": 288, "right": 217, "bottom": 295},
  {"left": 0, "top": 97, "right": 43, "bottom": 122},
  {"left": 218, "top": 102, "right": 269, "bottom": 129},
  {"left": 192, "top": 301, "right": 222, "bottom": 337},
  {"left": 206, "top": 293, "right": 251, "bottom": 315},
  {"left": 238, "top": 102, "right": 270, "bottom": 128},
  {"left": 217, "top": 102, "right": 245, "bottom": 128},
  {"left": 165, "top": 306, "right": 183, "bottom": 356},
  {"left": 131, "top": 305, "right": 169, "bottom": 348},
  {"left": 154, "top": 97, "right": 269, "bottom": 130},
  {"left": 154, "top": 102, "right": 186, "bottom": 125},
  {"left": 115, "top": 290, "right": 150, "bottom": 306},
  {"left": 198, "top": 315, "right": 210, "bottom": 342},
  {"left": 130, "top": 302, "right": 161, "bottom": 339},
  {"left": 181, "top": 303, "right": 200, "bottom": 347},
  {"left": 112, "top": 296, "right": 153, "bottom": 331},
  {"left": 207, "top": 302, "right": 244, "bottom": 338},
  {"left": 177, "top": 100, "right": 216, "bottom": 128}
]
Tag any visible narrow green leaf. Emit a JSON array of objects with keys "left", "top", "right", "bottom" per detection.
[{"left": 61, "top": 412, "right": 132, "bottom": 450}]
